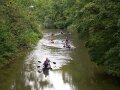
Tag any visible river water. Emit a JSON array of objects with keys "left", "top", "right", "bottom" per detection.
[{"left": 0, "top": 29, "right": 120, "bottom": 90}]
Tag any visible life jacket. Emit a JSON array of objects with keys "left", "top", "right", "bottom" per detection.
[
  {"left": 44, "top": 61, "right": 48, "bottom": 65},
  {"left": 43, "top": 60, "right": 50, "bottom": 68}
]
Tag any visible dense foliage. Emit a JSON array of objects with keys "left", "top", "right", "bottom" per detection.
[
  {"left": 37, "top": 0, "right": 120, "bottom": 77},
  {"left": 0, "top": 0, "right": 42, "bottom": 67}
]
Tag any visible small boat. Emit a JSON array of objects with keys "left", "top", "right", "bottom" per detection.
[
  {"left": 42, "top": 64, "right": 52, "bottom": 77},
  {"left": 50, "top": 40, "right": 54, "bottom": 43},
  {"left": 43, "top": 64, "right": 52, "bottom": 70},
  {"left": 63, "top": 45, "right": 71, "bottom": 49},
  {"left": 51, "top": 33, "right": 54, "bottom": 36},
  {"left": 60, "top": 31, "right": 64, "bottom": 34}
]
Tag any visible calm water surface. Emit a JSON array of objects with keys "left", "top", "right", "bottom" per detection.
[{"left": 0, "top": 29, "right": 120, "bottom": 90}]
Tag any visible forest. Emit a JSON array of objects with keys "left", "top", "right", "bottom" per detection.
[
  {"left": 0, "top": 0, "right": 120, "bottom": 77},
  {"left": 0, "top": 0, "right": 42, "bottom": 68}
]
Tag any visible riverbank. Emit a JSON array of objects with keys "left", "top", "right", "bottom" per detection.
[
  {"left": 0, "top": 0, "right": 43, "bottom": 68},
  {"left": 62, "top": 30, "right": 120, "bottom": 90}
]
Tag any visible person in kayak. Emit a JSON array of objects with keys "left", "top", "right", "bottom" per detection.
[
  {"left": 51, "top": 33, "right": 54, "bottom": 36},
  {"left": 50, "top": 39, "right": 54, "bottom": 43},
  {"left": 43, "top": 58, "right": 51, "bottom": 69},
  {"left": 64, "top": 37, "right": 71, "bottom": 48},
  {"left": 60, "top": 31, "right": 64, "bottom": 34}
]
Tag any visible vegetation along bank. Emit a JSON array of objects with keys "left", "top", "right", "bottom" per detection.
[{"left": 0, "top": 0, "right": 42, "bottom": 68}]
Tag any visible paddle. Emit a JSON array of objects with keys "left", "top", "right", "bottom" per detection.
[
  {"left": 38, "top": 61, "right": 56, "bottom": 64},
  {"left": 37, "top": 66, "right": 40, "bottom": 68},
  {"left": 38, "top": 61, "right": 41, "bottom": 63},
  {"left": 53, "top": 62, "right": 56, "bottom": 64}
]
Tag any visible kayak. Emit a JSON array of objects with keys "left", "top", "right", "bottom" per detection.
[
  {"left": 42, "top": 65, "right": 52, "bottom": 77},
  {"left": 50, "top": 40, "right": 54, "bottom": 43},
  {"left": 43, "top": 64, "right": 52, "bottom": 70},
  {"left": 50, "top": 41, "right": 54, "bottom": 43},
  {"left": 63, "top": 45, "right": 71, "bottom": 48},
  {"left": 37, "top": 65, "right": 52, "bottom": 74}
]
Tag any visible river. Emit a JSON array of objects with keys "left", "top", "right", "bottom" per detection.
[{"left": 0, "top": 29, "right": 120, "bottom": 90}]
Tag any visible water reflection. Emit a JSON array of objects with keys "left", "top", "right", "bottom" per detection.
[{"left": 38, "top": 71, "right": 75, "bottom": 90}]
